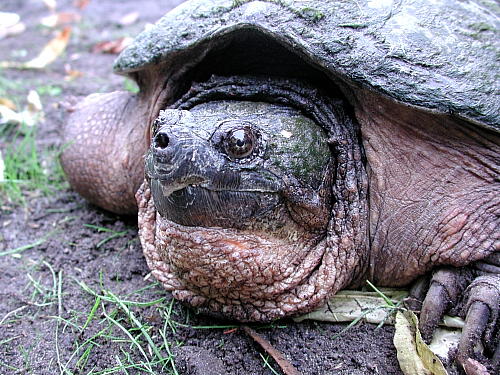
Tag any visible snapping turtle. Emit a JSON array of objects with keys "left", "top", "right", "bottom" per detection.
[{"left": 61, "top": 0, "right": 499, "bottom": 370}]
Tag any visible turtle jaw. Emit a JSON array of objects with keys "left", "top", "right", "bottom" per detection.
[{"left": 149, "top": 180, "right": 282, "bottom": 229}]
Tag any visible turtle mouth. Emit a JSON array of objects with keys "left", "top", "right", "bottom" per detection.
[
  {"left": 149, "top": 178, "right": 282, "bottom": 229},
  {"left": 153, "top": 177, "right": 282, "bottom": 196}
]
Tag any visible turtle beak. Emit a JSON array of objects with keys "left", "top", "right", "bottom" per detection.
[
  {"left": 146, "top": 121, "right": 228, "bottom": 196},
  {"left": 145, "top": 109, "right": 281, "bottom": 196}
]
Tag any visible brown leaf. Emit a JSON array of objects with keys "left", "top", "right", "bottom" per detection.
[
  {"left": 92, "top": 37, "right": 133, "bottom": 54},
  {"left": 74, "top": 0, "right": 90, "bottom": 10},
  {"left": 64, "top": 64, "right": 84, "bottom": 81}
]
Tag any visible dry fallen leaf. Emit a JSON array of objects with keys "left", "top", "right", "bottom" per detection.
[
  {"left": 0, "top": 105, "right": 24, "bottom": 124},
  {"left": 92, "top": 37, "right": 133, "bottom": 54},
  {"left": 40, "top": 12, "right": 81, "bottom": 28},
  {"left": 428, "top": 329, "right": 461, "bottom": 362},
  {"left": 64, "top": 63, "right": 84, "bottom": 81},
  {"left": 118, "top": 12, "right": 139, "bottom": 26},
  {"left": 0, "top": 12, "right": 20, "bottom": 28},
  {"left": 0, "top": 98, "right": 16, "bottom": 110},
  {"left": 42, "top": 0, "right": 57, "bottom": 11},
  {"left": 0, "top": 12, "right": 26, "bottom": 39},
  {"left": 23, "top": 27, "right": 71, "bottom": 68},
  {"left": 27, "top": 90, "right": 43, "bottom": 116},
  {"left": 294, "top": 289, "right": 407, "bottom": 324},
  {"left": 0, "top": 91, "right": 44, "bottom": 126},
  {"left": 394, "top": 311, "right": 448, "bottom": 375},
  {"left": 0, "top": 27, "right": 71, "bottom": 69},
  {"left": 74, "top": 0, "right": 91, "bottom": 10}
]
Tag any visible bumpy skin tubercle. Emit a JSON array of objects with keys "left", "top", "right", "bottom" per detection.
[
  {"left": 138, "top": 181, "right": 340, "bottom": 321},
  {"left": 61, "top": 92, "right": 148, "bottom": 214}
]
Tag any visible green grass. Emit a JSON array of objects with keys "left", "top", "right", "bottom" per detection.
[
  {"left": 83, "top": 224, "right": 129, "bottom": 249},
  {"left": 0, "top": 236, "right": 47, "bottom": 257},
  {"left": 36, "top": 84, "right": 63, "bottom": 97},
  {"left": 0, "top": 74, "right": 24, "bottom": 97},
  {"left": 259, "top": 354, "right": 281, "bottom": 375},
  {"left": 123, "top": 78, "right": 139, "bottom": 94},
  {"left": 61, "top": 280, "right": 181, "bottom": 375},
  {"left": 0, "top": 121, "right": 67, "bottom": 205}
]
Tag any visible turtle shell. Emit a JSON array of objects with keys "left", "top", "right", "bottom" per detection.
[{"left": 114, "top": 0, "right": 499, "bottom": 132}]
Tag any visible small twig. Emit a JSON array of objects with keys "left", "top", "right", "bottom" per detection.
[{"left": 242, "top": 326, "right": 301, "bottom": 375}]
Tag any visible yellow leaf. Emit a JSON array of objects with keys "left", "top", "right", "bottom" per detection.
[
  {"left": 0, "top": 27, "right": 71, "bottom": 69},
  {"left": 0, "top": 98, "right": 16, "bottom": 110},
  {"left": 23, "top": 27, "right": 71, "bottom": 69},
  {"left": 27, "top": 90, "right": 43, "bottom": 114},
  {"left": 394, "top": 311, "right": 448, "bottom": 375},
  {"left": 0, "top": 104, "right": 23, "bottom": 124}
]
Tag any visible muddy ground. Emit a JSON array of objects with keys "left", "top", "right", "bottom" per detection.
[{"left": 0, "top": 1, "right": 467, "bottom": 374}]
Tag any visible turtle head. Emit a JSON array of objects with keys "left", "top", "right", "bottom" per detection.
[{"left": 146, "top": 102, "right": 331, "bottom": 233}]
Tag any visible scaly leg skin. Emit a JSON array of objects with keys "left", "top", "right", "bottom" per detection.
[
  {"left": 61, "top": 91, "right": 148, "bottom": 214},
  {"left": 413, "top": 254, "right": 500, "bottom": 373}
]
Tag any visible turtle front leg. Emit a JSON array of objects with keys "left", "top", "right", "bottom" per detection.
[
  {"left": 61, "top": 91, "right": 148, "bottom": 214},
  {"left": 410, "top": 255, "right": 500, "bottom": 372}
]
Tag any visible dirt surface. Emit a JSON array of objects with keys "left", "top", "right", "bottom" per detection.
[{"left": 0, "top": 1, "right": 423, "bottom": 374}]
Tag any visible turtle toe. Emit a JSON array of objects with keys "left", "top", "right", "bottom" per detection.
[
  {"left": 418, "top": 267, "right": 471, "bottom": 342},
  {"left": 457, "top": 275, "right": 499, "bottom": 371},
  {"left": 415, "top": 265, "right": 499, "bottom": 372}
]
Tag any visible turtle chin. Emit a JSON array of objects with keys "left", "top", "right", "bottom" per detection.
[{"left": 152, "top": 196, "right": 329, "bottom": 322}]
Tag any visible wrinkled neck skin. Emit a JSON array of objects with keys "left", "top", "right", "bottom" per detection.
[
  {"left": 356, "top": 90, "right": 499, "bottom": 286},
  {"left": 138, "top": 76, "right": 370, "bottom": 321}
]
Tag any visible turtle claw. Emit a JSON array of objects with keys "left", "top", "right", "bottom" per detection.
[
  {"left": 457, "top": 276, "right": 500, "bottom": 367},
  {"left": 418, "top": 267, "right": 470, "bottom": 342},
  {"left": 419, "top": 278, "right": 453, "bottom": 342},
  {"left": 415, "top": 268, "right": 499, "bottom": 373},
  {"left": 457, "top": 301, "right": 491, "bottom": 370}
]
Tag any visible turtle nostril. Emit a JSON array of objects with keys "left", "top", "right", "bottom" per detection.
[{"left": 154, "top": 132, "right": 170, "bottom": 149}]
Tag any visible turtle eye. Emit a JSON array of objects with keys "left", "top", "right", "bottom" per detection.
[{"left": 224, "top": 127, "right": 255, "bottom": 159}]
